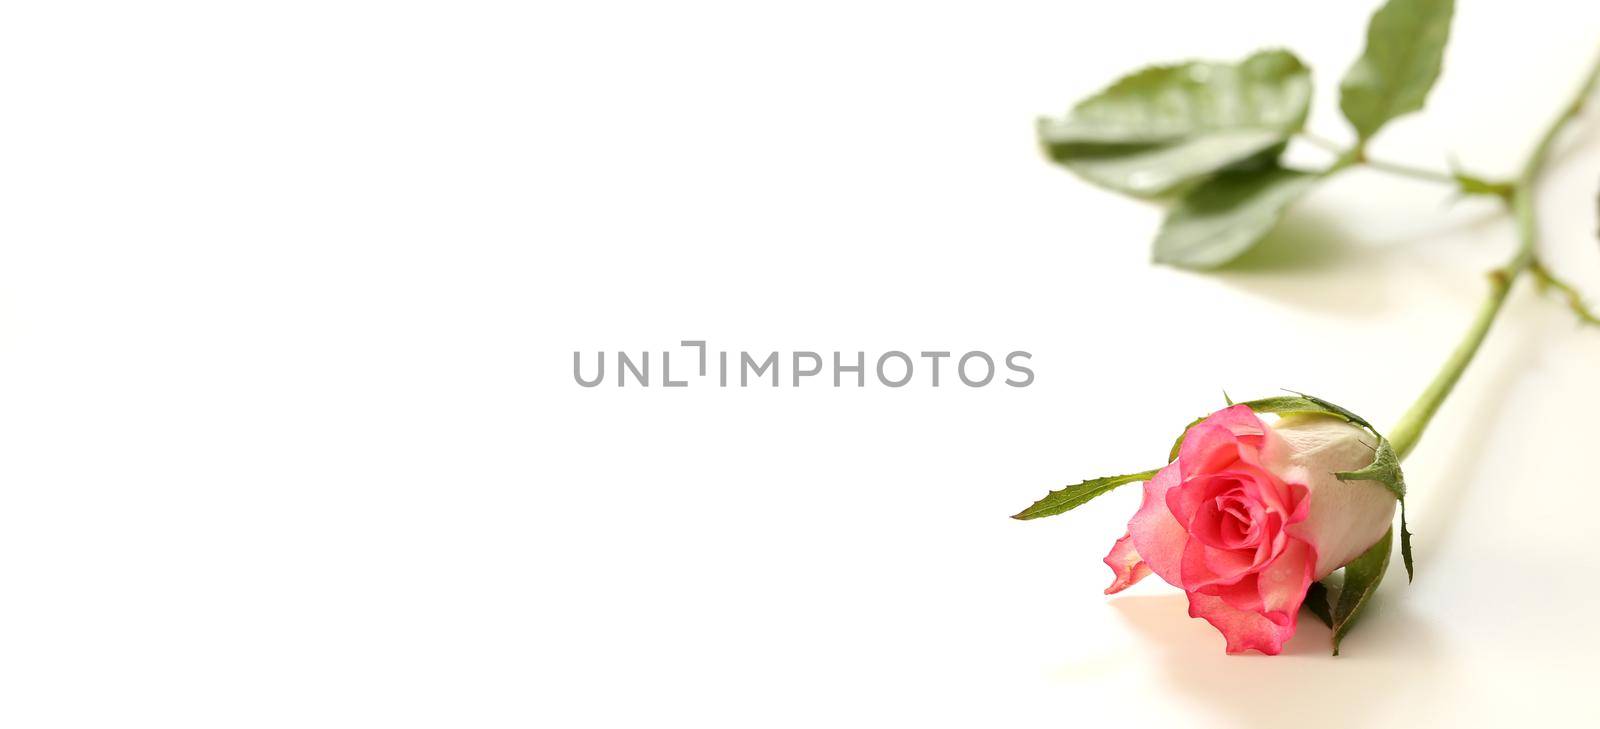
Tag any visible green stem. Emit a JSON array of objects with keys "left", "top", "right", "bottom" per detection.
[
  {"left": 1385, "top": 260, "right": 1515, "bottom": 459},
  {"left": 1298, "top": 131, "right": 1507, "bottom": 195},
  {"left": 1360, "top": 156, "right": 1457, "bottom": 186},
  {"left": 1297, "top": 130, "right": 1348, "bottom": 154},
  {"left": 1387, "top": 52, "right": 1600, "bottom": 460},
  {"left": 1530, "top": 262, "right": 1600, "bottom": 325}
]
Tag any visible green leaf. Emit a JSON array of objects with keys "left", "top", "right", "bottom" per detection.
[
  {"left": 1039, "top": 49, "right": 1312, "bottom": 198},
  {"left": 1151, "top": 166, "right": 1319, "bottom": 269},
  {"left": 1329, "top": 528, "right": 1393, "bottom": 655},
  {"left": 1339, "top": 0, "right": 1455, "bottom": 141},
  {"left": 1010, "top": 469, "right": 1160, "bottom": 520}
]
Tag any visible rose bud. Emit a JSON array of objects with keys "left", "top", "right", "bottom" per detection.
[{"left": 1103, "top": 404, "right": 1397, "bottom": 654}]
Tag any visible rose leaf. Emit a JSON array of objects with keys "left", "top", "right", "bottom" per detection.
[
  {"left": 1151, "top": 166, "right": 1320, "bottom": 269},
  {"left": 1339, "top": 0, "right": 1455, "bottom": 141},
  {"left": 1010, "top": 469, "right": 1161, "bottom": 520},
  {"left": 1039, "top": 49, "right": 1312, "bottom": 199}
]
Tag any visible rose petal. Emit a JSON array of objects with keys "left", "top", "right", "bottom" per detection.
[
  {"left": 1257, "top": 537, "right": 1315, "bottom": 625},
  {"left": 1167, "top": 469, "right": 1283, "bottom": 538},
  {"left": 1211, "top": 573, "right": 1265, "bottom": 614},
  {"left": 1177, "top": 404, "right": 1266, "bottom": 475},
  {"left": 1102, "top": 532, "right": 1151, "bottom": 595},
  {"left": 1127, "top": 462, "right": 1186, "bottom": 586},
  {"left": 1164, "top": 469, "right": 1225, "bottom": 527},
  {"left": 1142, "top": 406, "right": 1333, "bottom": 656},
  {"left": 1196, "top": 541, "right": 1255, "bottom": 582},
  {"left": 1186, "top": 590, "right": 1298, "bottom": 655}
]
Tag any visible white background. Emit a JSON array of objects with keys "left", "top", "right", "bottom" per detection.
[{"left": 2, "top": 1, "right": 1598, "bottom": 726}]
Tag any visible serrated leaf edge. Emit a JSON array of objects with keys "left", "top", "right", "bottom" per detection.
[{"left": 1010, "top": 469, "right": 1161, "bottom": 521}]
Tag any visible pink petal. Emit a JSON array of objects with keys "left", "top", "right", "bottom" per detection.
[
  {"left": 1211, "top": 573, "right": 1266, "bottom": 614},
  {"left": 1186, "top": 590, "right": 1298, "bottom": 655},
  {"left": 1285, "top": 480, "right": 1311, "bottom": 524},
  {"left": 1163, "top": 471, "right": 1212, "bottom": 527},
  {"left": 1177, "top": 405, "right": 1266, "bottom": 475},
  {"left": 1257, "top": 538, "right": 1315, "bottom": 625},
  {"left": 1194, "top": 403, "right": 1265, "bottom": 440},
  {"left": 1102, "top": 532, "right": 1151, "bottom": 594},
  {"left": 1127, "top": 462, "right": 1185, "bottom": 587},
  {"left": 1186, "top": 538, "right": 1253, "bottom": 586}
]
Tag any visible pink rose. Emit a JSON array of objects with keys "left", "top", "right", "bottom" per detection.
[{"left": 1104, "top": 404, "right": 1396, "bottom": 654}]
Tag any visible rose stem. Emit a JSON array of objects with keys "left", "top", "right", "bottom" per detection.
[
  {"left": 1296, "top": 131, "right": 1506, "bottom": 192},
  {"left": 1386, "top": 50, "right": 1600, "bottom": 460}
]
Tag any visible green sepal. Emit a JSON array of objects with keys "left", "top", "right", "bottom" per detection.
[
  {"left": 1334, "top": 436, "right": 1413, "bottom": 581},
  {"left": 1240, "top": 391, "right": 1372, "bottom": 429},
  {"left": 1010, "top": 469, "right": 1161, "bottom": 520},
  {"left": 1327, "top": 528, "right": 1393, "bottom": 655},
  {"left": 1335, "top": 437, "right": 1405, "bottom": 500},
  {"left": 1399, "top": 499, "right": 1414, "bottom": 582}
]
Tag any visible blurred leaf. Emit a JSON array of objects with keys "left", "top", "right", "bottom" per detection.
[
  {"left": 1339, "top": 0, "right": 1455, "bottom": 141},
  {"left": 1010, "top": 469, "right": 1160, "bottom": 520},
  {"left": 1152, "top": 166, "right": 1318, "bottom": 268},
  {"left": 1039, "top": 49, "right": 1312, "bottom": 198}
]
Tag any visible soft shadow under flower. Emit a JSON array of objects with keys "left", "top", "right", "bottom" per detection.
[{"left": 1110, "top": 592, "right": 1450, "bottom": 729}]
